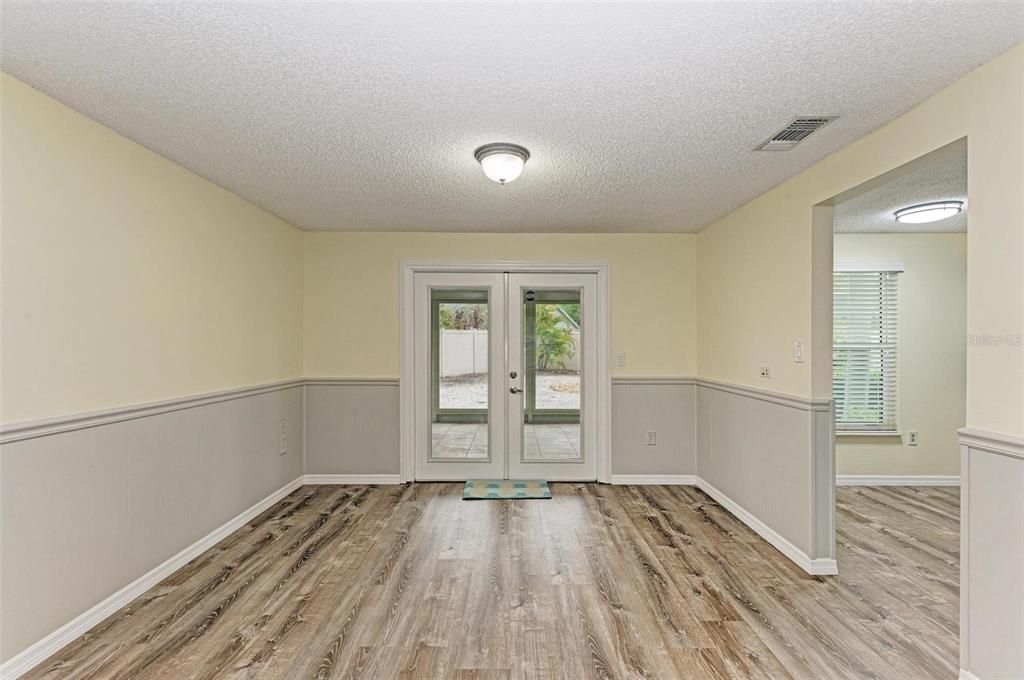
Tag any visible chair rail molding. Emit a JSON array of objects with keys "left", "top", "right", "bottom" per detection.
[
  {"left": 0, "top": 379, "right": 305, "bottom": 444},
  {"left": 696, "top": 377, "right": 832, "bottom": 411},
  {"left": 958, "top": 427, "right": 1024, "bottom": 459}
]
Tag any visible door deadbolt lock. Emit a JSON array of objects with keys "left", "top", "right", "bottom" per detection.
[{"left": 509, "top": 371, "right": 517, "bottom": 379}]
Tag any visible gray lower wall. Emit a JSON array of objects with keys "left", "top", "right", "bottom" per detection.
[
  {"left": 612, "top": 379, "right": 696, "bottom": 475},
  {"left": 0, "top": 384, "right": 304, "bottom": 662},
  {"left": 304, "top": 380, "right": 401, "bottom": 474},
  {"left": 303, "top": 378, "right": 698, "bottom": 477},
  {"left": 303, "top": 379, "right": 834, "bottom": 566},
  {"left": 959, "top": 429, "right": 1024, "bottom": 679},
  {"left": 696, "top": 380, "right": 833, "bottom": 560},
  {"left": 2, "top": 375, "right": 836, "bottom": 665}
]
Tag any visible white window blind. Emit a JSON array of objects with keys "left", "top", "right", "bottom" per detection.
[{"left": 833, "top": 271, "right": 899, "bottom": 431}]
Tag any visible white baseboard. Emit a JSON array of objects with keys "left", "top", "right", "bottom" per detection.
[
  {"left": 611, "top": 473, "right": 837, "bottom": 576},
  {"left": 0, "top": 475, "right": 306, "bottom": 680},
  {"left": 610, "top": 474, "right": 698, "bottom": 485},
  {"left": 303, "top": 474, "right": 403, "bottom": 485},
  {"left": 959, "top": 669, "right": 981, "bottom": 680},
  {"left": 836, "top": 475, "right": 960, "bottom": 486},
  {"left": 695, "top": 478, "right": 838, "bottom": 576}
]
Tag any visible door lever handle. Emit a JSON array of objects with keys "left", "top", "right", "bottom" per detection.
[{"left": 510, "top": 387, "right": 523, "bottom": 394}]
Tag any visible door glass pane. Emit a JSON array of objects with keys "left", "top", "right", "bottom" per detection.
[
  {"left": 522, "top": 289, "right": 582, "bottom": 461},
  {"left": 431, "top": 290, "right": 489, "bottom": 459}
]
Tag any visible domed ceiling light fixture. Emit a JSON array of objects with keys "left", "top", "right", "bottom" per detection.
[
  {"left": 894, "top": 200, "right": 963, "bottom": 224},
  {"left": 474, "top": 143, "right": 530, "bottom": 185}
]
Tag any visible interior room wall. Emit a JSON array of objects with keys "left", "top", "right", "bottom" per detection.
[
  {"left": 303, "top": 231, "right": 697, "bottom": 379},
  {"left": 1, "top": 387, "right": 304, "bottom": 664},
  {"left": 697, "top": 44, "right": 1023, "bottom": 679},
  {"left": 834, "top": 233, "right": 967, "bottom": 478},
  {"left": 0, "top": 75, "right": 306, "bottom": 665},
  {"left": 302, "top": 231, "right": 699, "bottom": 477},
  {"left": 696, "top": 45, "right": 1021, "bottom": 426},
  {"left": 2, "top": 43, "right": 1021, "bottom": 678},
  {"left": 0, "top": 74, "right": 304, "bottom": 425}
]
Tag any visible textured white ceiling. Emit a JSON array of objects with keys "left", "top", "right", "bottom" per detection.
[
  {"left": 1, "top": 3, "right": 1020, "bottom": 233},
  {"left": 835, "top": 149, "right": 967, "bottom": 233}
]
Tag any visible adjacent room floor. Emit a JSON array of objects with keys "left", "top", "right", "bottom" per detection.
[{"left": 25, "top": 484, "right": 958, "bottom": 679}]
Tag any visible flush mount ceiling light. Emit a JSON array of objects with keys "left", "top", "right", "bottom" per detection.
[
  {"left": 474, "top": 143, "right": 530, "bottom": 185},
  {"left": 894, "top": 201, "right": 964, "bottom": 224}
]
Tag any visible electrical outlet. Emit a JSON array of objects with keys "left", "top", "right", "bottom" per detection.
[
  {"left": 616, "top": 352, "right": 626, "bottom": 367},
  {"left": 759, "top": 366, "right": 771, "bottom": 378},
  {"left": 907, "top": 431, "right": 918, "bottom": 446},
  {"left": 646, "top": 430, "right": 657, "bottom": 446},
  {"left": 279, "top": 420, "right": 288, "bottom": 455}
]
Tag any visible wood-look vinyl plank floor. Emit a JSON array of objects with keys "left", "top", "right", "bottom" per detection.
[{"left": 23, "top": 484, "right": 959, "bottom": 679}]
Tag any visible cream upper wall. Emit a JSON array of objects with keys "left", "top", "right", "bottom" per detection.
[
  {"left": 303, "top": 232, "right": 696, "bottom": 379},
  {"left": 834, "top": 233, "right": 966, "bottom": 476},
  {"left": 697, "top": 44, "right": 1023, "bottom": 437},
  {"left": 0, "top": 75, "right": 304, "bottom": 424},
  {"left": 4, "top": 42, "right": 1020, "bottom": 433}
]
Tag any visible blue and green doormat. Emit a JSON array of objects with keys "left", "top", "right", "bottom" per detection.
[{"left": 463, "top": 480, "right": 552, "bottom": 500}]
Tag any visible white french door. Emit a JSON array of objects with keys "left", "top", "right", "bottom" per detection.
[
  {"left": 412, "top": 269, "right": 598, "bottom": 481},
  {"left": 506, "top": 273, "right": 597, "bottom": 480}
]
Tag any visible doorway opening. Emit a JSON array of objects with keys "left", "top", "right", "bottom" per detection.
[
  {"left": 828, "top": 138, "right": 967, "bottom": 486},
  {"left": 811, "top": 138, "right": 966, "bottom": 675},
  {"left": 401, "top": 262, "right": 610, "bottom": 483}
]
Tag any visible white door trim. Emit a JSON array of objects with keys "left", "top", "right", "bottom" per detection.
[{"left": 400, "top": 260, "right": 611, "bottom": 483}]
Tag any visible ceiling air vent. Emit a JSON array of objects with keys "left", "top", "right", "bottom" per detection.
[{"left": 756, "top": 116, "right": 837, "bottom": 151}]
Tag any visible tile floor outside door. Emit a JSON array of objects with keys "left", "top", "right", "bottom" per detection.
[{"left": 431, "top": 423, "right": 581, "bottom": 460}]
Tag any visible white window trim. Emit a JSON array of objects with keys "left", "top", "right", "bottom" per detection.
[
  {"left": 836, "top": 430, "right": 901, "bottom": 437},
  {"left": 834, "top": 261, "right": 904, "bottom": 273}
]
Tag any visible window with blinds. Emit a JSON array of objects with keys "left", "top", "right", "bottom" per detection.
[{"left": 833, "top": 270, "right": 899, "bottom": 431}]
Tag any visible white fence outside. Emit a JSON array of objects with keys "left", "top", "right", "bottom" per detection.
[{"left": 440, "top": 329, "right": 580, "bottom": 376}]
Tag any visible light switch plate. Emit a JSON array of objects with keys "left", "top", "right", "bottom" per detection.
[
  {"left": 646, "top": 430, "right": 657, "bottom": 446},
  {"left": 616, "top": 352, "right": 626, "bottom": 367}
]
